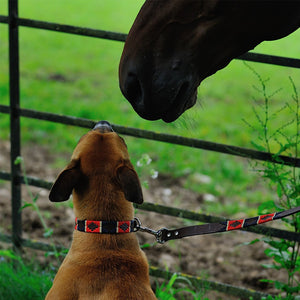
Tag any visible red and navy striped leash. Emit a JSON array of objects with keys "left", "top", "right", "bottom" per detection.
[
  {"left": 152, "top": 206, "right": 300, "bottom": 244},
  {"left": 75, "top": 206, "right": 300, "bottom": 244}
]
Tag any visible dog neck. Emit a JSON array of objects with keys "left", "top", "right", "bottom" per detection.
[
  {"left": 70, "top": 218, "right": 141, "bottom": 254},
  {"left": 75, "top": 218, "right": 137, "bottom": 234},
  {"left": 72, "top": 188, "right": 134, "bottom": 221}
]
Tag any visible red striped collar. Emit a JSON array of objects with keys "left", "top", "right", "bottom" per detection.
[{"left": 75, "top": 218, "right": 138, "bottom": 234}]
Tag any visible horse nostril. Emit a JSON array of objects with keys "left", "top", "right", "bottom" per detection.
[{"left": 124, "top": 72, "right": 143, "bottom": 108}]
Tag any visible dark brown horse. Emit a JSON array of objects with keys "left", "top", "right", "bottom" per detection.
[{"left": 119, "top": 0, "right": 300, "bottom": 122}]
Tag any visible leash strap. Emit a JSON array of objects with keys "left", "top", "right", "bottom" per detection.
[
  {"left": 140, "top": 206, "right": 300, "bottom": 244},
  {"left": 74, "top": 206, "right": 300, "bottom": 242},
  {"left": 75, "top": 218, "right": 137, "bottom": 234}
]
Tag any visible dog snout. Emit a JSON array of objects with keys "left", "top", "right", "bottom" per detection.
[{"left": 93, "top": 121, "right": 113, "bottom": 133}]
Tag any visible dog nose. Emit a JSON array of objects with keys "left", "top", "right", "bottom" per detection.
[{"left": 93, "top": 121, "right": 113, "bottom": 133}]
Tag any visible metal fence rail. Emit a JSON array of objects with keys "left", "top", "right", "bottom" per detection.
[
  {"left": 1, "top": 15, "right": 300, "bottom": 68},
  {"left": 1, "top": 1, "right": 300, "bottom": 298},
  {"left": 1, "top": 169, "right": 300, "bottom": 243},
  {"left": 1, "top": 105, "right": 300, "bottom": 167}
]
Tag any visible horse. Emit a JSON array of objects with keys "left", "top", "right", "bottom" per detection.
[{"left": 119, "top": 0, "right": 300, "bottom": 123}]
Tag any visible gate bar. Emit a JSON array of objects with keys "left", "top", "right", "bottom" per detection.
[
  {"left": 0, "top": 170, "right": 299, "bottom": 242},
  {"left": 1, "top": 105, "right": 300, "bottom": 167},
  {"left": 0, "top": 15, "right": 299, "bottom": 68},
  {"left": 8, "top": 0, "right": 22, "bottom": 250},
  {"left": 238, "top": 52, "right": 300, "bottom": 69}
]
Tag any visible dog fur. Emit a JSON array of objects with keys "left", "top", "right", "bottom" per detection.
[{"left": 45, "top": 123, "right": 156, "bottom": 300}]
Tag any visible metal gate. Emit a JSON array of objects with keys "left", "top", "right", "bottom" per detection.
[{"left": 1, "top": 1, "right": 300, "bottom": 299}]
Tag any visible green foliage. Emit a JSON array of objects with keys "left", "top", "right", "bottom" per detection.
[
  {"left": 15, "top": 156, "right": 68, "bottom": 259},
  {"left": 0, "top": 250, "right": 54, "bottom": 300},
  {"left": 0, "top": 251, "right": 209, "bottom": 300},
  {"left": 155, "top": 273, "right": 209, "bottom": 300},
  {"left": 247, "top": 68, "right": 300, "bottom": 299}
]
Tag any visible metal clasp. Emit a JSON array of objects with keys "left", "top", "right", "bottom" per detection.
[{"left": 134, "top": 218, "right": 168, "bottom": 244}]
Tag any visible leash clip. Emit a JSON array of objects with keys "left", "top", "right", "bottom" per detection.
[{"left": 134, "top": 218, "right": 168, "bottom": 244}]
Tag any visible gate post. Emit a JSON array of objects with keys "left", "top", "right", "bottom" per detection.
[{"left": 9, "top": 0, "right": 22, "bottom": 251}]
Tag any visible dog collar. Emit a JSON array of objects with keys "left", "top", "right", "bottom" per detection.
[{"left": 75, "top": 217, "right": 138, "bottom": 234}]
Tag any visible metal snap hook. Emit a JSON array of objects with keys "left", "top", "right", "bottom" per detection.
[
  {"left": 155, "top": 228, "right": 168, "bottom": 244},
  {"left": 134, "top": 218, "right": 169, "bottom": 244}
]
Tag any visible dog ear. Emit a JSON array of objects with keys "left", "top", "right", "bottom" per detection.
[
  {"left": 49, "top": 159, "right": 81, "bottom": 202},
  {"left": 117, "top": 166, "right": 143, "bottom": 204}
]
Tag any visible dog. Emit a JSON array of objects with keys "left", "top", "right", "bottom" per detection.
[{"left": 45, "top": 121, "right": 156, "bottom": 300}]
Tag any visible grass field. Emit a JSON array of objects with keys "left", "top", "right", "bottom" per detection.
[
  {"left": 1, "top": 2, "right": 300, "bottom": 299},
  {"left": 1, "top": 0, "right": 300, "bottom": 216}
]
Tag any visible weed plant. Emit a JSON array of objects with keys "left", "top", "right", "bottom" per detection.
[
  {"left": 15, "top": 156, "right": 68, "bottom": 260},
  {"left": 0, "top": 250, "right": 53, "bottom": 300},
  {"left": 244, "top": 66, "right": 300, "bottom": 299},
  {"left": 0, "top": 252, "right": 209, "bottom": 300},
  {"left": 155, "top": 273, "right": 209, "bottom": 300}
]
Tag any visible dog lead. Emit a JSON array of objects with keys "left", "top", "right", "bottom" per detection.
[{"left": 135, "top": 206, "right": 300, "bottom": 244}]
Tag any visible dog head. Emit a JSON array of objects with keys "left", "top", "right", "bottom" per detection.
[{"left": 49, "top": 121, "right": 143, "bottom": 208}]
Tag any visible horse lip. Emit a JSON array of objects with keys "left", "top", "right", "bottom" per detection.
[
  {"left": 125, "top": 77, "right": 198, "bottom": 122},
  {"left": 132, "top": 92, "right": 196, "bottom": 123},
  {"left": 131, "top": 103, "right": 161, "bottom": 121},
  {"left": 161, "top": 85, "right": 197, "bottom": 123}
]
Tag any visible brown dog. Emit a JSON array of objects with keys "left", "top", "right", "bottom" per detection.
[{"left": 46, "top": 121, "right": 156, "bottom": 300}]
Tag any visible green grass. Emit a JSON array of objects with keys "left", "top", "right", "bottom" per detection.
[
  {"left": 0, "top": 0, "right": 300, "bottom": 216},
  {"left": 0, "top": 250, "right": 53, "bottom": 300},
  {"left": 0, "top": 251, "right": 209, "bottom": 300}
]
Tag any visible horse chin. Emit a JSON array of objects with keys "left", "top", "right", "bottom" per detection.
[
  {"left": 162, "top": 111, "right": 181, "bottom": 123},
  {"left": 129, "top": 85, "right": 198, "bottom": 123},
  {"left": 162, "top": 90, "right": 197, "bottom": 123}
]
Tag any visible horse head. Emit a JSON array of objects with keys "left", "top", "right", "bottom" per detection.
[{"left": 119, "top": 0, "right": 300, "bottom": 122}]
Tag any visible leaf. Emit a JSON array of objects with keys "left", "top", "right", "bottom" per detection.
[
  {"left": 258, "top": 201, "right": 277, "bottom": 214},
  {"left": 274, "top": 280, "right": 287, "bottom": 290},
  {"left": 261, "top": 296, "right": 276, "bottom": 300},
  {"left": 14, "top": 156, "right": 23, "bottom": 165},
  {"left": 267, "top": 240, "right": 290, "bottom": 252},
  {"left": 261, "top": 263, "right": 281, "bottom": 270},
  {"left": 32, "top": 194, "right": 39, "bottom": 204},
  {"left": 275, "top": 141, "right": 296, "bottom": 157},
  {"left": 20, "top": 202, "right": 34, "bottom": 211},
  {"left": 276, "top": 184, "right": 283, "bottom": 198},
  {"left": 43, "top": 228, "right": 53, "bottom": 238},
  {"left": 250, "top": 141, "right": 266, "bottom": 152},
  {"left": 165, "top": 274, "right": 178, "bottom": 293},
  {"left": 140, "top": 243, "right": 152, "bottom": 249},
  {"left": 289, "top": 184, "right": 300, "bottom": 198},
  {"left": 142, "top": 180, "right": 149, "bottom": 189},
  {"left": 0, "top": 250, "right": 20, "bottom": 261},
  {"left": 260, "top": 279, "right": 274, "bottom": 283},
  {"left": 242, "top": 238, "right": 261, "bottom": 246},
  {"left": 44, "top": 251, "right": 56, "bottom": 258}
]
